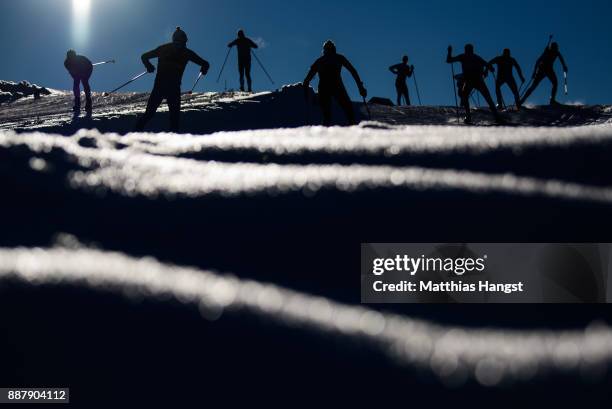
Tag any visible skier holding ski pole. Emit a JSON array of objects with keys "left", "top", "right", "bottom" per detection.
[
  {"left": 303, "top": 40, "right": 367, "bottom": 126},
  {"left": 388, "top": 55, "right": 414, "bottom": 106},
  {"left": 64, "top": 49, "right": 93, "bottom": 115},
  {"left": 489, "top": 48, "right": 525, "bottom": 110},
  {"left": 521, "top": 39, "right": 568, "bottom": 106},
  {"left": 134, "top": 27, "right": 210, "bottom": 132},
  {"left": 447, "top": 44, "right": 503, "bottom": 124},
  {"left": 227, "top": 29, "right": 259, "bottom": 92}
]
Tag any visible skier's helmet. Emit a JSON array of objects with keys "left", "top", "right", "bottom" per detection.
[
  {"left": 173, "top": 27, "right": 188, "bottom": 44},
  {"left": 66, "top": 49, "right": 77, "bottom": 59},
  {"left": 238, "top": 29, "right": 245, "bottom": 38},
  {"left": 503, "top": 48, "right": 511, "bottom": 57},
  {"left": 402, "top": 55, "right": 409, "bottom": 63},
  {"left": 464, "top": 44, "right": 474, "bottom": 54},
  {"left": 323, "top": 40, "right": 336, "bottom": 55}
]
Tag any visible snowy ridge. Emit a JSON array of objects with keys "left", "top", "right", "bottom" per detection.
[
  {"left": 0, "top": 128, "right": 612, "bottom": 203},
  {"left": 1, "top": 244, "right": 610, "bottom": 387},
  {"left": 1, "top": 83, "right": 611, "bottom": 135}
]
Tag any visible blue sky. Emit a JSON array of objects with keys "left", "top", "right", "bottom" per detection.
[{"left": 1, "top": 0, "right": 611, "bottom": 105}]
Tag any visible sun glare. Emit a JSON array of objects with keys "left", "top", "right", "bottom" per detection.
[
  {"left": 72, "top": 0, "right": 92, "bottom": 47},
  {"left": 72, "top": 0, "right": 91, "bottom": 15}
]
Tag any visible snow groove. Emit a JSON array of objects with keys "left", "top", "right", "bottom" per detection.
[{"left": 0, "top": 245, "right": 610, "bottom": 387}]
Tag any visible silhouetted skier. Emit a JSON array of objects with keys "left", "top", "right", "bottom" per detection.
[
  {"left": 389, "top": 56, "right": 414, "bottom": 106},
  {"left": 521, "top": 42, "right": 568, "bottom": 106},
  {"left": 228, "top": 30, "right": 258, "bottom": 92},
  {"left": 134, "top": 27, "right": 209, "bottom": 132},
  {"left": 64, "top": 50, "right": 93, "bottom": 115},
  {"left": 489, "top": 48, "right": 525, "bottom": 109},
  {"left": 447, "top": 44, "right": 502, "bottom": 124},
  {"left": 303, "top": 40, "right": 367, "bottom": 126}
]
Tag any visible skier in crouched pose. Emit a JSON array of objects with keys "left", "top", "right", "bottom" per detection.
[
  {"left": 134, "top": 27, "right": 210, "bottom": 132},
  {"left": 303, "top": 40, "right": 367, "bottom": 126},
  {"left": 64, "top": 50, "right": 93, "bottom": 115},
  {"left": 447, "top": 44, "right": 503, "bottom": 124}
]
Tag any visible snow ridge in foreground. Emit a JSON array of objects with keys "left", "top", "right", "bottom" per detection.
[{"left": 1, "top": 243, "right": 610, "bottom": 387}]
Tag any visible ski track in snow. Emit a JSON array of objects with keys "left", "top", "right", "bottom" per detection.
[
  {"left": 2, "top": 127, "right": 612, "bottom": 202},
  {"left": 1, "top": 244, "right": 611, "bottom": 387}
]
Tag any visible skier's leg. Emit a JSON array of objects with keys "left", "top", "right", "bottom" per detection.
[
  {"left": 72, "top": 78, "right": 81, "bottom": 111},
  {"left": 395, "top": 84, "right": 402, "bottom": 106},
  {"left": 318, "top": 88, "right": 333, "bottom": 126},
  {"left": 548, "top": 70, "right": 559, "bottom": 104},
  {"left": 83, "top": 78, "right": 92, "bottom": 112},
  {"left": 403, "top": 83, "right": 411, "bottom": 106},
  {"left": 238, "top": 60, "right": 245, "bottom": 91},
  {"left": 460, "top": 82, "right": 473, "bottom": 120},
  {"left": 166, "top": 89, "right": 181, "bottom": 132},
  {"left": 245, "top": 60, "right": 253, "bottom": 92},
  {"left": 477, "top": 80, "right": 498, "bottom": 114},
  {"left": 134, "top": 87, "right": 164, "bottom": 131},
  {"left": 495, "top": 79, "right": 504, "bottom": 107},
  {"left": 507, "top": 77, "right": 521, "bottom": 108},
  {"left": 520, "top": 73, "right": 544, "bottom": 104},
  {"left": 336, "top": 85, "right": 356, "bottom": 125}
]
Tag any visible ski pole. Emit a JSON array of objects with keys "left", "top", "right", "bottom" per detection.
[
  {"left": 362, "top": 96, "right": 371, "bottom": 120},
  {"left": 564, "top": 71, "right": 568, "bottom": 95},
  {"left": 217, "top": 47, "right": 231, "bottom": 83},
  {"left": 105, "top": 71, "right": 148, "bottom": 95},
  {"left": 93, "top": 59, "right": 116, "bottom": 66},
  {"left": 188, "top": 72, "right": 203, "bottom": 95},
  {"left": 450, "top": 63, "right": 460, "bottom": 124},
  {"left": 412, "top": 68, "right": 422, "bottom": 106},
  {"left": 252, "top": 50, "right": 275, "bottom": 85}
]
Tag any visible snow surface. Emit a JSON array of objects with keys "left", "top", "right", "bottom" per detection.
[
  {"left": 1, "top": 243, "right": 610, "bottom": 387},
  {"left": 1, "top": 83, "right": 610, "bottom": 135},
  {"left": 2, "top": 82, "right": 612, "bottom": 394}
]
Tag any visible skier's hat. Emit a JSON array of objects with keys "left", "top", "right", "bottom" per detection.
[{"left": 173, "top": 27, "right": 188, "bottom": 44}]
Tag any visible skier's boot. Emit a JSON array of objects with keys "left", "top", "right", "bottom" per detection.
[
  {"left": 72, "top": 105, "right": 80, "bottom": 116},
  {"left": 463, "top": 115, "right": 473, "bottom": 125},
  {"left": 550, "top": 98, "right": 561, "bottom": 106}
]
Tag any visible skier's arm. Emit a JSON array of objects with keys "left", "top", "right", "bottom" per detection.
[
  {"left": 228, "top": 39, "right": 237, "bottom": 48},
  {"left": 248, "top": 39, "right": 259, "bottom": 49},
  {"left": 408, "top": 65, "right": 414, "bottom": 77},
  {"left": 341, "top": 57, "right": 367, "bottom": 97},
  {"left": 446, "top": 46, "right": 460, "bottom": 63},
  {"left": 141, "top": 47, "right": 160, "bottom": 73},
  {"left": 389, "top": 64, "right": 399, "bottom": 74},
  {"left": 303, "top": 64, "right": 318, "bottom": 86},
  {"left": 513, "top": 58, "right": 525, "bottom": 82},
  {"left": 558, "top": 53, "right": 568, "bottom": 72},
  {"left": 188, "top": 50, "right": 211, "bottom": 75}
]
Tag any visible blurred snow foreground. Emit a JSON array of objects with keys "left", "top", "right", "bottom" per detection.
[
  {"left": 1, "top": 243, "right": 611, "bottom": 388},
  {"left": 2, "top": 122, "right": 612, "bottom": 387}
]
